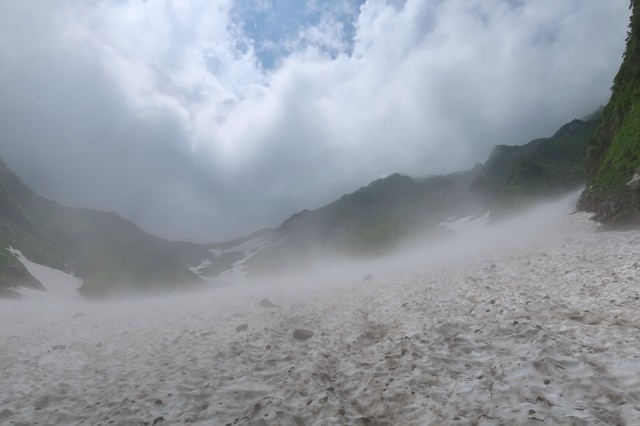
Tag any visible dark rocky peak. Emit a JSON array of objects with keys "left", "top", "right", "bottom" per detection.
[{"left": 552, "top": 119, "right": 588, "bottom": 138}]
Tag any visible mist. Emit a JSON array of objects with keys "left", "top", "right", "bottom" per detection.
[
  {"left": 1, "top": 0, "right": 638, "bottom": 423},
  {"left": 0, "top": 191, "right": 588, "bottom": 312},
  {"left": 3, "top": 192, "right": 640, "bottom": 423}
]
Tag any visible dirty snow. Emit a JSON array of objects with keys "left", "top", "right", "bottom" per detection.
[{"left": 1, "top": 195, "right": 640, "bottom": 425}]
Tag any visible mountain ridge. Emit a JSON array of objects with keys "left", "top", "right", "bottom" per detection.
[
  {"left": 0, "top": 109, "right": 601, "bottom": 296},
  {"left": 0, "top": 157, "right": 208, "bottom": 298},
  {"left": 211, "top": 112, "right": 600, "bottom": 278}
]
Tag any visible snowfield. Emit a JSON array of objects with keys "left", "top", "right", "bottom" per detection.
[{"left": 1, "top": 194, "right": 640, "bottom": 425}]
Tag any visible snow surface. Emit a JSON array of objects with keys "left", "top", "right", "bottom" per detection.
[
  {"left": 195, "top": 235, "right": 286, "bottom": 282},
  {"left": 1, "top": 194, "right": 640, "bottom": 425},
  {"left": 439, "top": 211, "right": 491, "bottom": 234},
  {"left": 7, "top": 248, "right": 83, "bottom": 301}
]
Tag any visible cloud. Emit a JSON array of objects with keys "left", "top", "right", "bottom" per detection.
[{"left": 0, "top": 0, "right": 630, "bottom": 242}]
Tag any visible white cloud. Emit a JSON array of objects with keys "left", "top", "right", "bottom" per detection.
[{"left": 0, "top": 0, "right": 631, "bottom": 241}]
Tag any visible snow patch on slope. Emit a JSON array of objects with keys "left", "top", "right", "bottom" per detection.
[
  {"left": 193, "top": 234, "right": 286, "bottom": 282},
  {"left": 7, "top": 248, "right": 82, "bottom": 300},
  {"left": 440, "top": 211, "right": 491, "bottom": 234}
]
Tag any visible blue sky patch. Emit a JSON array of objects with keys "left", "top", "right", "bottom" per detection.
[{"left": 231, "top": 0, "right": 366, "bottom": 69}]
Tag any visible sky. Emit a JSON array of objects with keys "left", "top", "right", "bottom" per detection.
[{"left": 0, "top": 0, "right": 631, "bottom": 243}]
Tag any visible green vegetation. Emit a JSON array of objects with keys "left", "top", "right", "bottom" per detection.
[
  {"left": 471, "top": 116, "right": 598, "bottom": 211},
  {"left": 592, "top": 106, "right": 640, "bottom": 190},
  {"left": 275, "top": 169, "right": 481, "bottom": 252},
  {"left": 2, "top": 99, "right": 601, "bottom": 288},
  {"left": 0, "top": 157, "right": 207, "bottom": 298},
  {"left": 472, "top": 140, "right": 545, "bottom": 200},
  {"left": 345, "top": 221, "right": 404, "bottom": 255},
  {"left": 242, "top": 112, "right": 600, "bottom": 277},
  {"left": 499, "top": 119, "right": 598, "bottom": 208},
  {"left": 579, "top": 0, "right": 640, "bottom": 224},
  {"left": 0, "top": 247, "right": 15, "bottom": 264}
]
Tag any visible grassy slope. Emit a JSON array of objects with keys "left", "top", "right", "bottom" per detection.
[
  {"left": 579, "top": 1, "right": 640, "bottom": 223},
  {"left": 46, "top": 207, "right": 206, "bottom": 297},
  {"left": 243, "top": 115, "right": 598, "bottom": 277},
  {"left": 499, "top": 119, "right": 598, "bottom": 208},
  {"left": 471, "top": 139, "right": 546, "bottom": 201},
  {"left": 0, "top": 157, "right": 206, "bottom": 298},
  {"left": 280, "top": 169, "right": 482, "bottom": 249},
  {"left": 243, "top": 168, "right": 483, "bottom": 275}
]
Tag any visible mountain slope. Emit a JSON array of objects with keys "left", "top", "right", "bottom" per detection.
[
  {"left": 496, "top": 118, "right": 599, "bottom": 209},
  {"left": 227, "top": 113, "right": 598, "bottom": 278},
  {"left": 578, "top": 1, "right": 640, "bottom": 224},
  {"left": 279, "top": 168, "right": 483, "bottom": 248},
  {"left": 0, "top": 106, "right": 600, "bottom": 294},
  {"left": 0, "top": 247, "right": 44, "bottom": 298},
  {"left": 240, "top": 168, "right": 483, "bottom": 276},
  {"left": 0, "top": 157, "right": 207, "bottom": 298}
]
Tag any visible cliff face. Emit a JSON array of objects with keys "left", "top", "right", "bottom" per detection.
[{"left": 578, "top": 1, "right": 640, "bottom": 225}]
